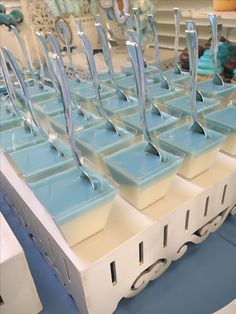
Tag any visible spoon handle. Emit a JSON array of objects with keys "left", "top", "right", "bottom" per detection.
[
  {"left": 3, "top": 47, "right": 64, "bottom": 155},
  {"left": 36, "top": 32, "right": 60, "bottom": 93},
  {"left": 173, "top": 8, "right": 181, "bottom": 69},
  {"left": 126, "top": 39, "right": 162, "bottom": 159},
  {"left": 95, "top": 16, "right": 114, "bottom": 75},
  {"left": 11, "top": 26, "right": 34, "bottom": 76},
  {"left": 0, "top": 52, "right": 33, "bottom": 133},
  {"left": 132, "top": 8, "right": 142, "bottom": 45},
  {"left": 208, "top": 13, "right": 218, "bottom": 77},
  {"left": 78, "top": 30, "right": 119, "bottom": 134},
  {"left": 147, "top": 14, "right": 160, "bottom": 69}
]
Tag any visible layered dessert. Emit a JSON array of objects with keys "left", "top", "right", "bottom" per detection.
[
  {"left": 0, "top": 106, "right": 21, "bottom": 131},
  {"left": 75, "top": 122, "right": 135, "bottom": 173},
  {"left": 30, "top": 166, "right": 116, "bottom": 246},
  {"left": 105, "top": 141, "right": 182, "bottom": 209},
  {"left": 146, "top": 83, "right": 183, "bottom": 102},
  {"left": 158, "top": 123, "right": 225, "bottom": 178},
  {"left": 123, "top": 109, "right": 177, "bottom": 135},
  {"left": 102, "top": 95, "right": 138, "bottom": 118},
  {"left": 165, "top": 95, "right": 221, "bottom": 117},
  {"left": 9, "top": 141, "right": 73, "bottom": 182},
  {"left": 71, "top": 84, "right": 116, "bottom": 104},
  {"left": 15, "top": 83, "right": 56, "bottom": 104},
  {"left": 0, "top": 126, "right": 43, "bottom": 153},
  {"left": 205, "top": 106, "right": 236, "bottom": 156},
  {"left": 51, "top": 108, "right": 101, "bottom": 133},
  {"left": 116, "top": 76, "right": 157, "bottom": 94}
]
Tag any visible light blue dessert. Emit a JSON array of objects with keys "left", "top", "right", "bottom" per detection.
[
  {"left": 15, "top": 83, "right": 56, "bottom": 104},
  {"left": 205, "top": 106, "right": 236, "bottom": 155},
  {"left": 35, "top": 98, "right": 64, "bottom": 116},
  {"left": 105, "top": 141, "right": 182, "bottom": 209},
  {"left": 75, "top": 122, "right": 135, "bottom": 172},
  {"left": 197, "top": 79, "right": 236, "bottom": 98},
  {"left": 102, "top": 95, "right": 138, "bottom": 118},
  {"left": 123, "top": 110, "right": 177, "bottom": 135},
  {"left": 146, "top": 84, "right": 183, "bottom": 102},
  {"left": 158, "top": 123, "right": 225, "bottom": 178},
  {"left": 122, "top": 65, "right": 158, "bottom": 77},
  {"left": 166, "top": 95, "right": 221, "bottom": 117},
  {"left": 148, "top": 69, "right": 189, "bottom": 85},
  {"left": 68, "top": 78, "right": 93, "bottom": 92},
  {"left": 232, "top": 99, "right": 236, "bottom": 107},
  {"left": 29, "top": 166, "right": 116, "bottom": 245},
  {"left": 71, "top": 84, "right": 116, "bottom": 103},
  {"left": 117, "top": 76, "right": 156, "bottom": 94},
  {"left": 0, "top": 126, "right": 44, "bottom": 152},
  {"left": 0, "top": 107, "right": 21, "bottom": 131},
  {"left": 51, "top": 108, "right": 101, "bottom": 133},
  {"left": 98, "top": 71, "right": 126, "bottom": 85},
  {"left": 9, "top": 141, "right": 73, "bottom": 182}
]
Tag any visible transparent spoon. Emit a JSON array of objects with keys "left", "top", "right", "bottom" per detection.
[
  {"left": 2, "top": 47, "right": 65, "bottom": 155},
  {"left": 132, "top": 7, "right": 147, "bottom": 68},
  {"left": 11, "top": 26, "right": 43, "bottom": 89},
  {"left": 126, "top": 39, "right": 163, "bottom": 160},
  {"left": 173, "top": 8, "right": 182, "bottom": 75},
  {"left": 56, "top": 19, "right": 82, "bottom": 82},
  {"left": 208, "top": 13, "right": 224, "bottom": 86},
  {"left": 78, "top": 29, "right": 120, "bottom": 135},
  {"left": 0, "top": 52, "right": 34, "bottom": 134},
  {"left": 52, "top": 53, "right": 100, "bottom": 190},
  {"left": 46, "top": 31, "right": 89, "bottom": 119},
  {"left": 147, "top": 14, "right": 170, "bottom": 90},
  {"left": 95, "top": 16, "right": 128, "bottom": 101},
  {"left": 185, "top": 30, "right": 207, "bottom": 137}
]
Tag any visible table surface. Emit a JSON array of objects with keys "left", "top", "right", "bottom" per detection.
[{"left": 1, "top": 194, "right": 236, "bottom": 314}]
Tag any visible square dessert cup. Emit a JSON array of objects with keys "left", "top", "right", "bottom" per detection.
[
  {"left": 75, "top": 121, "right": 136, "bottom": 175},
  {"left": 68, "top": 78, "right": 93, "bottom": 91},
  {"left": 0, "top": 126, "right": 44, "bottom": 153},
  {"left": 104, "top": 141, "right": 182, "bottom": 209},
  {"left": 15, "top": 84, "right": 56, "bottom": 104},
  {"left": 35, "top": 98, "right": 65, "bottom": 117},
  {"left": 121, "top": 65, "right": 158, "bottom": 77},
  {"left": 205, "top": 106, "right": 236, "bottom": 156},
  {"left": 116, "top": 76, "right": 157, "bottom": 95},
  {"left": 197, "top": 80, "right": 236, "bottom": 106},
  {"left": 231, "top": 99, "right": 236, "bottom": 107},
  {"left": 146, "top": 83, "right": 184, "bottom": 102},
  {"left": 123, "top": 108, "right": 178, "bottom": 135},
  {"left": 147, "top": 69, "right": 190, "bottom": 87},
  {"left": 71, "top": 84, "right": 116, "bottom": 104},
  {"left": 8, "top": 141, "right": 74, "bottom": 183},
  {"left": 158, "top": 123, "right": 225, "bottom": 179},
  {"left": 29, "top": 166, "right": 117, "bottom": 246},
  {"left": 51, "top": 108, "right": 102, "bottom": 134},
  {"left": 101, "top": 95, "right": 138, "bottom": 119},
  {"left": 98, "top": 71, "right": 126, "bottom": 86},
  {"left": 0, "top": 108, "right": 21, "bottom": 131},
  {"left": 165, "top": 95, "right": 221, "bottom": 118}
]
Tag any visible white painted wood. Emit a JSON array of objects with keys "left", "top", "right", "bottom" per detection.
[
  {"left": 1, "top": 149, "right": 235, "bottom": 314},
  {"left": 0, "top": 214, "right": 42, "bottom": 314}
]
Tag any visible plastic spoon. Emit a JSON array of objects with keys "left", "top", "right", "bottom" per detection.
[
  {"left": 11, "top": 26, "right": 43, "bottom": 88},
  {"left": 78, "top": 30, "right": 120, "bottom": 135},
  {"left": 208, "top": 13, "right": 224, "bottom": 86},
  {"left": 0, "top": 53, "right": 33, "bottom": 133},
  {"left": 126, "top": 39, "right": 163, "bottom": 160},
  {"left": 186, "top": 21, "right": 205, "bottom": 103},
  {"left": 95, "top": 17, "right": 128, "bottom": 101},
  {"left": 46, "top": 31, "right": 89, "bottom": 119},
  {"left": 52, "top": 53, "right": 100, "bottom": 190},
  {"left": 57, "top": 19, "right": 82, "bottom": 82},
  {"left": 147, "top": 14, "right": 170, "bottom": 90},
  {"left": 2, "top": 47, "right": 65, "bottom": 155},
  {"left": 132, "top": 7, "right": 147, "bottom": 68},
  {"left": 173, "top": 8, "right": 182, "bottom": 75},
  {"left": 185, "top": 30, "right": 207, "bottom": 137}
]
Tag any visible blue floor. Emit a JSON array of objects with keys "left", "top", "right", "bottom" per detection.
[{"left": 1, "top": 193, "right": 236, "bottom": 314}]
